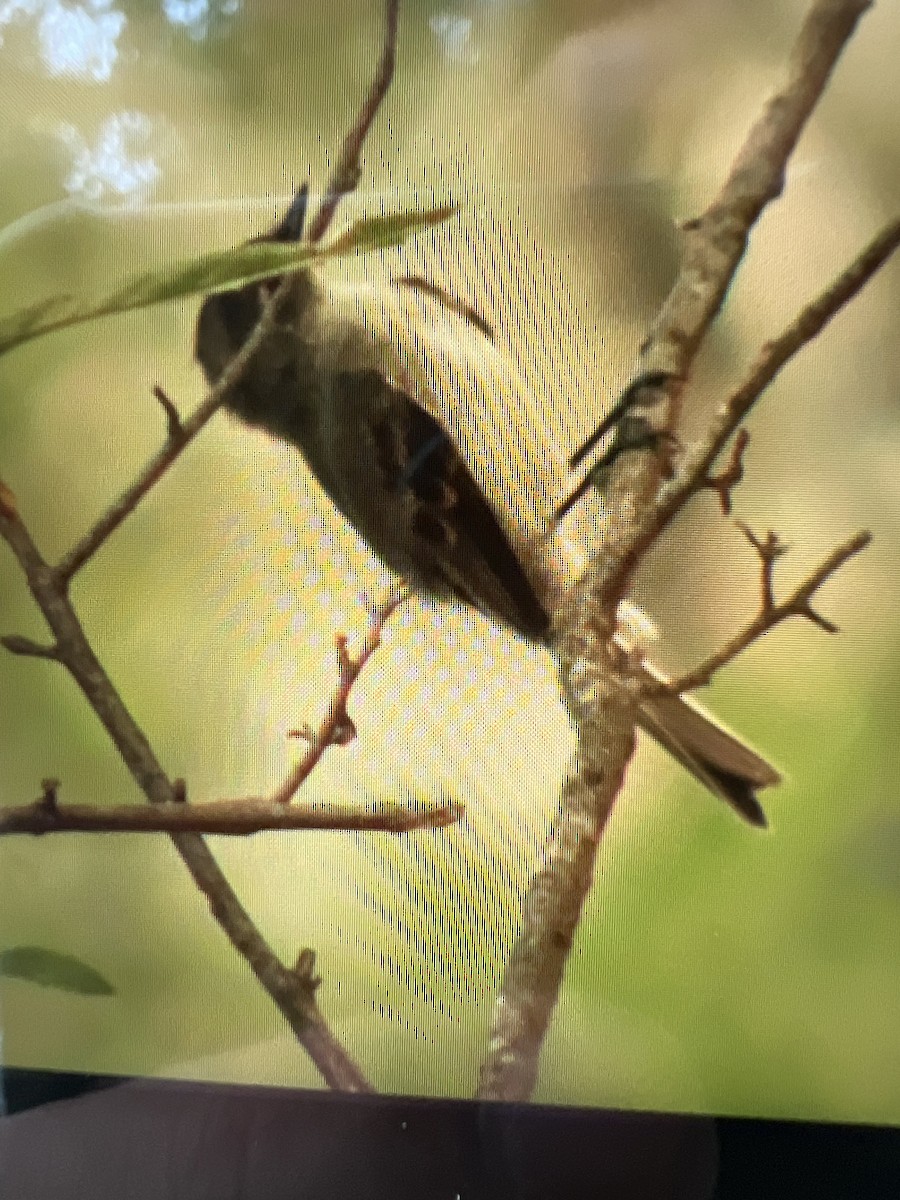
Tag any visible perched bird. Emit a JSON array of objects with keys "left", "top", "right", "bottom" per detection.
[{"left": 195, "top": 187, "right": 779, "bottom": 826}]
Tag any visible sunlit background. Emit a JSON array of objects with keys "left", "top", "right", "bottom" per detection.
[{"left": 1, "top": 0, "right": 899, "bottom": 1122}]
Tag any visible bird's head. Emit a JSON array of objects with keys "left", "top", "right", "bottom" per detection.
[{"left": 193, "top": 184, "right": 316, "bottom": 393}]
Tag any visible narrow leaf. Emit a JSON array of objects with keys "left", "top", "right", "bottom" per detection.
[
  {"left": 0, "top": 204, "right": 457, "bottom": 358},
  {"left": 322, "top": 205, "right": 457, "bottom": 258},
  {"left": 0, "top": 946, "right": 116, "bottom": 996}
]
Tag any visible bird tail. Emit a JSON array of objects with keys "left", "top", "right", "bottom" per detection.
[{"left": 636, "top": 663, "right": 779, "bottom": 827}]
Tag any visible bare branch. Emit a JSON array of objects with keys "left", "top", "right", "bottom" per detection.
[
  {"left": 305, "top": 0, "right": 400, "bottom": 245},
  {"left": 704, "top": 428, "right": 750, "bottom": 515},
  {"left": 0, "top": 792, "right": 462, "bottom": 837},
  {"left": 0, "top": 497, "right": 372, "bottom": 1090},
  {"left": 586, "top": 0, "right": 877, "bottom": 606},
  {"left": 643, "top": 0, "right": 876, "bottom": 380},
  {"left": 481, "top": 0, "right": 877, "bottom": 1103},
  {"left": 46, "top": 3, "right": 401, "bottom": 588},
  {"left": 654, "top": 216, "right": 900, "bottom": 535},
  {"left": 1, "top": 633, "right": 60, "bottom": 659},
  {"left": 572, "top": 0, "right": 878, "bottom": 578},
  {"left": 665, "top": 528, "right": 870, "bottom": 695},
  {"left": 54, "top": 279, "right": 293, "bottom": 584},
  {"left": 741, "top": 524, "right": 790, "bottom": 613},
  {"left": 478, "top": 586, "right": 634, "bottom": 1101},
  {"left": 0, "top": 1, "right": 405, "bottom": 1095},
  {"left": 271, "top": 591, "right": 406, "bottom": 805},
  {"left": 152, "top": 383, "right": 184, "bottom": 440}
]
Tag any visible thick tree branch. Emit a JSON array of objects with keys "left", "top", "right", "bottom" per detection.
[
  {"left": 478, "top": 0, "right": 877, "bottom": 1103},
  {"left": 478, "top": 584, "right": 633, "bottom": 1101},
  {"left": 643, "top": 0, "right": 875, "bottom": 379},
  {"left": 593, "top": 0, "right": 875, "bottom": 604}
]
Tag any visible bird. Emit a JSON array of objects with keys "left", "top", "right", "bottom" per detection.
[{"left": 194, "top": 185, "right": 779, "bottom": 826}]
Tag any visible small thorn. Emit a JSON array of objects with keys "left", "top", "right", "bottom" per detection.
[
  {"left": 334, "top": 633, "right": 353, "bottom": 680},
  {"left": 152, "top": 385, "right": 184, "bottom": 441},
  {"left": 288, "top": 722, "right": 316, "bottom": 742},
  {"left": 272, "top": 183, "right": 310, "bottom": 243},
  {"left": 804, "top": 605, "right": 839, "bottom": 634},
  {"left": 294, "top": 946, "right": 322, "bottom": 991},
  {"left": 39, "top": 778, "right": 61, "bottom": 810},
  {"left": 0, "top": 479, "right": 18, "bottom": 519}
]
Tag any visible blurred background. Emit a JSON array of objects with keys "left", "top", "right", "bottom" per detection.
[{"left": 1, "top": 0, "right": 899, "bottom": 1122}]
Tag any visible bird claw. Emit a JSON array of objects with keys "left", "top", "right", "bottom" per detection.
[
  {"left": 556, "top": 370, "right": 680, "bottom": 518},
  {"left": 590, "top": 417, "right": 680, "bottom": 480},
  {"left": 569, "top": 370, "right": 677, "bottom": 468}
]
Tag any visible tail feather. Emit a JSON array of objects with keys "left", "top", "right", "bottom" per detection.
[{"left": 636, "top": 664, "right": 779, "bottom": 827}]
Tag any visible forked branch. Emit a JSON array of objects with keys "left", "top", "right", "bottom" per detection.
[
  {"left": 654, "top": 216, "right": 900, "bottom": 540},
  {"left": 665, "top": 527, "right": 871, "bottom": 695},
  {"left": 478, "top": 0, "right": 884, "bottom": 1104}
]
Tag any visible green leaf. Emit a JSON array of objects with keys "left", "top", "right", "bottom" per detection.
[
  {"left": 0, "top": 204, "right": 456, "bottom": 358},
  {"left": 322, "top": 205, "right": 457, "bottom": 258},
  {"left": 0, "top": 945, "right": 116, "bottom": 996}
]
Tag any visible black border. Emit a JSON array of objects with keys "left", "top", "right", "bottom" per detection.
[{"left": 2, "top": 1068, "right": 898, "bottom": 1199}]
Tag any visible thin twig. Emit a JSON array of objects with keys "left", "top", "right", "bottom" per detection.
[
  {"left": 0, "top": 479, "right": 17, "bottom": 518},
  {"left": 305, "top": 0, "right": 400, "bottom": 245},
  {"left": 152, "top": 384, "right": 184, "bottom": 440},
  {"left": 1, "top": 633, "right": 60, "bottom": 659},
  {"left": 394, "top": 274, "right": 495, "bottom": 340},
  {"left": 704, "top": 428, "right": 750, "bottom": 515},
  {"left": 271, "top": 591, "right": 406, "bottom": 805},
  {"left": 0, "top": 792, "right": 462, "bottom": 836},
  {"left": 54, "top": 277, "right": 294, "bottom": 584},
  {"left": 665, "top": 528, "right": 870, "bottom": 694},
  {"left": 50, "top": 2, "right": 402, "bottom": 587},
  {"left": 653, "top": 216, "right": 900, "bottom": 534}
]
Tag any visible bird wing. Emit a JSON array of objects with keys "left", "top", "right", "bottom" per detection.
[
  {"left": 317, "top": 271, "right": 569, "bottom": 604},
  {"left": 324, "top": 363, "right": 550, "bottom": 639}
]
